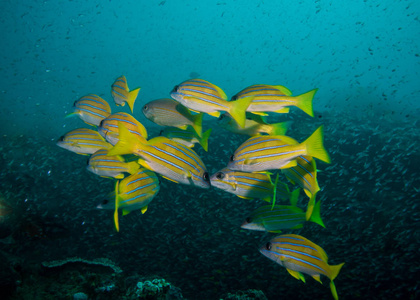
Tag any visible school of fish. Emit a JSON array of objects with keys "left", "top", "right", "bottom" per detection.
[{"left": 57, "top": 76, "right": 344, "bottom": 299}]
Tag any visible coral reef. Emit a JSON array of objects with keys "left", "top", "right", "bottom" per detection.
[{"left": 42, "top": 257, "right": 123, "bottom": 274}]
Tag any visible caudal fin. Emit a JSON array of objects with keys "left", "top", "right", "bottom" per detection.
[
  {"left": 303, "top": 126, "right": 331, "bottom": 163},
  {"left": 198, "top": 128, "right": 212, "bottom": 151},
  {"left": 114, "top": 180, "right": 120, "bottom": 232},
  {"left": 308, "top": 198, "right": 325, "bottom": 228},
  {"left": 329, "top": 263, "right": 345, "bottom": 300},
  {"left": 295, "top": 88, "right": 317, "bottom": 117},
  {"left": 108, "top": 122, "right": 146, "bottom": 156},
  {"left": 191, "top": 113, "right": 203, "bottom": 137},
  {"left": 127, "top": 87, "right": 140, "bottom": 113},
  {"left": 270, "top": 121, "right": 292, "bottom": 136},
  {"left": 229, "top": 96, "right": 254, "bottom": 128}
]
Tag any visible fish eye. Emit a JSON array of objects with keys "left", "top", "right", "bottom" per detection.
[
  {"left": 215, "top": 172, "right": 225, "bottom": 180},
  {"left": 265, "top": 242, "right": 272, "bottom": 250},
  {"left": 143, "top": 105, "right": 148, "bottom": 111},
  {"left": 229, "top": 154, "right": 234, "bottom": 162},
  {"left": 203, "top": 172, "right": 210, "bottom": 182},
  {"left": 231, "top": 95, "right": 238, "bottom": 101},
  {"left": 245, "top": 217, "right": 252, "bottom": 223},
  {"left": 171, "top": 85, "right": 179, "bottom": 93}
]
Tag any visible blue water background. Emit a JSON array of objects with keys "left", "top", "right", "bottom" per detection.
[{"left": 1, "top": 0, "right": 419, "bottom": 137}]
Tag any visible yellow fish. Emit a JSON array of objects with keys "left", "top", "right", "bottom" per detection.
[
  {"left": 70, "top": 94, "right": 111, "bottom": 127},
  {"left": 111, "top": 75, "right": 140, "bottom": 113},
  {"left": 98, "top": 112, "right": 148, "bottom": 145},
  {"left": 260, "top": 234, "right": 344, "bottom": 300},
  {"left": 170, "top": 78, "right": 253, "bottom": 128},
  {"left": 233, "top": 84, "right": 317, "bottom": 117},
  {"left": 57, "top": 128, "right": 111, "bottom": 155},
  {"left": 87, "top": 149, "right": 140, "bottom": 179},
  {"left": 227, "top": 126, "right": 330, "bottom": 172},
  {"left": 108, "top": 123, "right": 210, "bottom": 189}
]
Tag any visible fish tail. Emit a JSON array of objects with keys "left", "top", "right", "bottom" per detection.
[
  {"left": 308, "top": 198, "right": 325, "bottom": 228},
  {"left": 289, "top": 188, "right": 300, "bottom": 206},
  {"left": 271, "top": 173, "right": 280, "bottom": 209},
  {"left": 228, "top": 96, "right": 254, "bottom": 128},
  {"left": 198, "top": 129, "right": 212, "bottom": 152},
  {"left": 329, "top": 263, "right": 345, "bottom": 300},
  {"left": 127, "top": 161, "right": 140, "bottom": 174},
  {"left": 269, "top": 121, "right": 292, "bottom": 136},
  {"left": 295, "top": 88, "right": 317, "bottom": 117},
  {"left": 126, "top": 87, "right": 140, "bottom": 113},
  {"left": 108, "top": 122, "right": 146, "bottom": 156},
  {"left": 114, "top": 180, "right": 120, "bottom": 232},
  {"left": 191, "top": 113, "right": 203, "bottom": 137},
  {"left": 305, "top": 194, "right": 316, "bottom": 220},
  {"left": 303, "top": 125, "right": 331, "bottom": 163}
]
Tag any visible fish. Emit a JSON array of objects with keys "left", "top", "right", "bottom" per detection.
[
  {"left": 282, "top": 155, "right": 320, "bottom": 220},
  {"left": 241, "top": 201, "right": 325, "bottom": 233},
  {"left": 260, "top": 234, "right": 344, "bottom": 300},
  {"left": 111, "top": 75, "right": 140, "bottom": 113},
  {"left": 227, "top": 126, "right": 331, "bottom": 172},
  {"left": 68, "top": 94, "right": 111, "bottom": 127},
  {"left": 232, "top": 84, "right": 317, "bottom": 117},
  {"left": 210, "top": 168, "right": 299, "bottom": 203},
  {"left": 86, "top": 149, "right": 140, "bottom": 179},
  {"left": 97, "top": 169, "right": 160, "bottom": 231},
  {"left": 108, "top": 123, "right": 210, "bottom": 189},
  {"left": 160, "top": 127, "right": 212, "bottom": 151},
  {"left": 98, "top": 112, "right": 148, "bottom": 145},
  {"left": 56, "top": 128, "right": 112, "bottom": 155},
  {"left": 218, "top": 113, "right": 291, "bottom": 136},
  {"left": 142, "top": 98, "right": 203, "bottom": 137},
  {"left": 170, "top": 78, "right": 253, "bottom": 128}
]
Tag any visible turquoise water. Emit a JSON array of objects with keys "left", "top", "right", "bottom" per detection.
[{"left": 0, "top": 1, "right": 419, "bottom": 299}]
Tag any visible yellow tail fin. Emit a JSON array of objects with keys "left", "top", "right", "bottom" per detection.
[
  {"left": 198, "top": 129, "right": 212, "bottom": 152},
  {"left": 303, "top": 126, "right": 331, "bottom": 163},
  {"left": 329, "top": 263, "right": 344, "bottom": 300},
  {"left": 296, "top": 88, "right": 317, "bottom": 117},
  {"left": 270, "top": 121, "right": 292, "bottom": 136},
  {"left": 127, "top": 161, "right": 140, "bottom": 175},
  {"left": 114, "top": 180, "right": 120, "bottom": 232},
  {"left": 308, "top": 198, "right": 325, "bottom": 228},
  {"left": 229, "top": 96, "right": 254, "bottom": 128},
  {"left": 108, "top": 122, "right": 146, "bottom": 156},
  {"left": 127, "top": 87, "right": 140, "bottom": 113},
  {"left": 191, "top": 113, "right": 203, "bottom": 137}
]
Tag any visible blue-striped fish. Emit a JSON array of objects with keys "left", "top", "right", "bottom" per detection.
[
  {"left": 97, "top": 169, "right": 160, "bottom": 231},
  {"left": 98, "top": 112, "right": 148, "bottom": 145},
  {"left": 232, "top": 84, "right": 317, "bottom": 117},
  {"left": 108, "top": 123, "right": 210, "bottom": 189},
  {"left": 111, "top": 75, "right": 140, "bottom": 113},
  {"left": 170, "top": 78, "right": 253, "bottom": 128},
  {"left": 260, "top": 234, "right": 344, "bottom": 300},
  {"left": 241, "top": 202, "right": 324, "bottom": 233},
  {"left": 69, "top": 94, "right": 111, "bottom": 126},
  {"left": 160, "top": 127, "right": 212, "bottom": 152},
  {"left": 210, "top": 168, "right": 299, "bottom": 203},
  {"left": 142, "top": 98, "right": 203, "bottom": 137},
  {"left": 282, "top": 155, "right": 320, "bottom": 220},
  {"left": 56, "top": 128, "right": 111, "bottom": 155},
  {"left": 87, "top": 149, "right": 140, "bottom": 179},
  {"left": 218, "top": 113, "right": 291, "bottom": 136},
  {"left": 227, "top": 126, "right": 330, "bottom": 172}
]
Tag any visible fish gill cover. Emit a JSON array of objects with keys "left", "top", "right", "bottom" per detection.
[{"left": 0, "top": 1, "right": 419, "bottom": 300}]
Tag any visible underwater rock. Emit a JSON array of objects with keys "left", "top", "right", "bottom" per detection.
[
  {"left": 220, "top": 289, "right": 267, "bottom": 300},
  {"left": 73, "top": 292, "right": 88, "bottom": 300}
]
